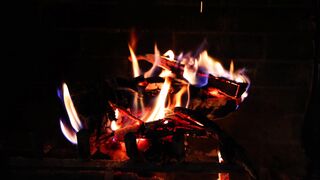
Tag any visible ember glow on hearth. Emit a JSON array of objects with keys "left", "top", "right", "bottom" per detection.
[{"left": 57, "top": 37, "right": 257, "bottom": 179}]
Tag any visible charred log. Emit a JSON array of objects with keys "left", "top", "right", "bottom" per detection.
[
  {"left": 174, "top": 107, "right": 258, "bottom": 180},
  {"left": 76, "top": 129, "right": 90, "bottom": 160}
]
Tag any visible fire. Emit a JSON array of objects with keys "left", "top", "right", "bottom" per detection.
[
  {"left": 57, "top": 34, "right": 251, "bottom": 165},
  {"left": 62, "top": 83, "right": 82, "bottom": 132},
  {"left": 59, "top": 119, "right": 77, "bottom": 144},
  {"left": 126, "top": 42, "right": 250, "bottom": 123},
  {"left": 171, "top": 85, "right": 188, "bottom": 108},
  {"left": 129, "top": 45, "right": 141, "bottom": 78},
  {"left": 144, "top": 44, "right": 160, "bottom": 78},
  {"left": 184, "top": 50, "right": 250, "bottom": 88},
  {"left": 111, "top": 120, "right": 120, "bottom": 131},
  {"left": 217, "top": 150, "right": 230, "bottom": 180},
  {"left": 57, "top": 82, "right": 83, "bottom": 144},
  {"left": 163, "top": 50, "right": 175, "bottom": 61},
  {"left": 144, "top": 77, "right": 172, "bottom": 122}
]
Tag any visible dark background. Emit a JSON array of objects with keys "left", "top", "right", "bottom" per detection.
[{"left": 3, "top": 0, "right": 320, "bottom": 179}]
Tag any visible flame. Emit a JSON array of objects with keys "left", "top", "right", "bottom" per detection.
[
  {"left": 114, "top": 108, "right": 119, "bottom": 119},
  {"left": 62, "top": 83, "right": 82, "bottom": 132},
  {"left": 144, "top": 44, "right": 160, "bottom": 78},
  {"left": 217, "top": 150, "right": 230, "bottom": 180},
  {"left": 144, "top": 77, "right": 172, "bottom": 122},
  {"left": 182, "top": 50, "right": 250, "bottom": 101},
  {"left": 217, "top": 150, "right": 223, "bottom": 163},
  {"left": 229, "top": 60, "right": 234, "bottom": 80},
  {"left": 172, "top": 85, "right": 187, "bottom": 108},
  {"left": 183, "top": 57, "right": 203, "bottom": 86},
  {"left": 129, "top": 45, "right": 141, "bottom": 78},
  {"left": 111, "top": 120, "right": 120, "bottom": 131},
  {"left": 184, "top": 51, "right": 250, "bottom": 85},
  {"left": 126, "top": 45, "right": 250, "bottom": 125},
  {"left": 58, "top": 82, "right": 84, "bottom": 144},
  {"left": 163, "top": 50, "right": 175, "bottom": 61},
  {"left": 59, "top": 119, "right": 77, "bottom": 144},
  {"left": 159, "top": 69, "right": 174, "bottom": 78}
]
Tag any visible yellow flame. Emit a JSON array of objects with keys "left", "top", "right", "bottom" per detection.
[
  {"left": 62, "top": 83, "right": 82, "bottom": 132},
  {"left": 59, "top": 119, "right": 77, "bottom": 144},
  {"left": 172, "top": 85, "right": 187, "bottom": 107},
  {"left": 229, "top": 60, "right": 234, "bottom": 80},
  {"left": 198, "top": 51, "right": 226, "bottom": 78},
  {"left": 144, "top": 77, "right": 172, "bottom": 122},
  {"left": 127, "top": 46, "right": 250, "bottom": 125},
  {"left": 159, "top": 69, "right": 174, "bottom": 78},
  {"left": 144, "top": 44, "right": 160, "bottom": 78},
  {"left": 129, "top": 45, "right": 141, "bottom": 78}
]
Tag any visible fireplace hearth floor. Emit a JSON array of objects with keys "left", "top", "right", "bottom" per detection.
[{"left": 5, "top": 157, "right": 248, "bottom": 179}]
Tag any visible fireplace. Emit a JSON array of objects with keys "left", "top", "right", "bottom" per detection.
[{"left": 3, "top": 0, "right": 319, "bottom": 179}]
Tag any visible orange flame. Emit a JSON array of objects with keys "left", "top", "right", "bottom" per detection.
[
  {"left": 172, "top": 85, "right": 188, "bottom": 108},
  {"left": 144, "top": 77, "right": 172, "bottom": 122},
  {"left": 144, "top": 44, "right": 160, "bottom": 78},
  {"left": 126, "top": 45, "right": 250, "bottom": 124},
  {"left": 129, "top": 45, "right": 141, "bottom": 78}
]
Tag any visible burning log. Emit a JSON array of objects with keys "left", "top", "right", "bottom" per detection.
[
  {"left": 174, "top": 107, "right": 258, "bottom": 180},
  {"left": 57, "top": 39, "right": 255, "bottom": 179},
  {"left": 124, "top": 133, "right": 143, "bottom": 162},
  {"left": 109, "top": 101, "right": 144, "bottom": 125},
  {"left": 99, "top": 103, "right": 257, "bottom": 179},
  {"left": 130, "top": 54, "right": 249, "bottom": 100}
]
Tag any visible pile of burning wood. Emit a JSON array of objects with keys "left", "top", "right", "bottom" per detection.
[{"left": 57, "top": 40, "right": 257, "bottom": 179}]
